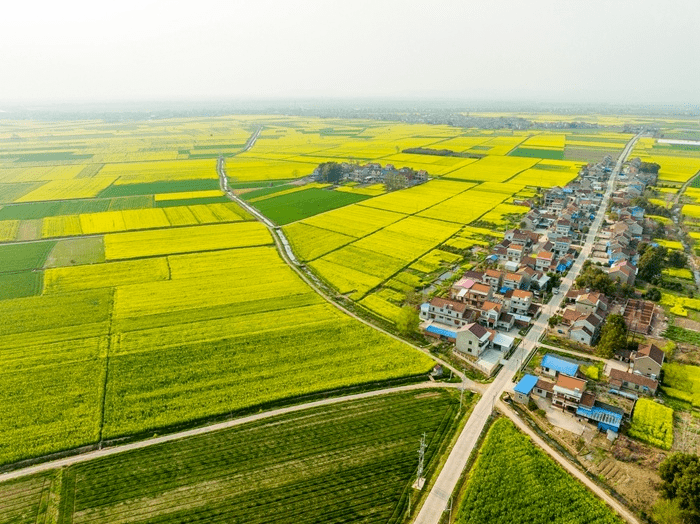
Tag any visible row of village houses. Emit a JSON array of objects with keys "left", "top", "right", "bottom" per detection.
[
  {"left": 419, "top": 155, "right": 659, "bottom": 360},
  {"left": 419, "top": 158, "right": 612, "bottom": 352},
  {"left": 512, "top": 342, "right": 665, "bottom": 434}
]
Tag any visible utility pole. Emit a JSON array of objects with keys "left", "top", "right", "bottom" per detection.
[
  {"left": 445, "top": 496, "right": 453, "bottom": 522},
  {"left": 414, "top": 432, "right": 427, "bottom": 490}
]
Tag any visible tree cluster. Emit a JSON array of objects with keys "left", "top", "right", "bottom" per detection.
[
  {"left": 639, "top": 162, "right": 661, "bottom": 175},
  {"left": 637, "top": 243, "right": 667, "bottom": 282},
  {"left": 656, "top": 453, "right": 700, "bottom": 524},
  {"left": 596, "top": 313, "right": 627, "bottom": 358},
  {"left": 632, "top": 196, "right": 672, "bottom": 218},
  {"left": 575, "top": 262, "right": 616, "bottom": 296},
  {"left": 316, "top": 162, "right": 343, "bottom": 184}
]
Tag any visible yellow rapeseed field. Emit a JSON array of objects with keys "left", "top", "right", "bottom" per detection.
[{"left": 104, "top": 221, "right": 272, "bottom": 260}]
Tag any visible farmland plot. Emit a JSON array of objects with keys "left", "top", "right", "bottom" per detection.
[
  {"left": 0, "top": 239, "right": 434, "bottom": 464},
  {"left": 628, "top": 398, "right": 674, "bottom": 450},
  {"left": 456, "top": 418, "right": 622, "bottom": 524},
  {"left": 1, "top": 390, "right": 470, "bottom": 524}
]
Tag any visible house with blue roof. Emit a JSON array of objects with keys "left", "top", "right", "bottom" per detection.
[
  {"left": 576, "top": 396, "right": 624, "bottom": 433},
  {"left": 513, "top": 374, "right": 538, "bottom": 404},
  {"left": 540, "top": 354, "right": 579, "bottom": 378}
]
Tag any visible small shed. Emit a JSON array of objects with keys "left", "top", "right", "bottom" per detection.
[
  {"left": 513, "top": 374, "right": 539, "bottom": 404},
  {"left": 576, "top": 402, "right": 624, "bottom": 433}
]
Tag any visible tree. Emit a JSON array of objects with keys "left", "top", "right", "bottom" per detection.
[
  {"left": 658, "top": 453, "right": 700, "bottom": 519},
  {"left": 638, "top": 246, "right": 666, "bottom": 282},
  {"left": 643, "top": 287, "right": 662, "bottom": 301},
  {"left": 668, "top": 250, "right": 688, "bottom": 269},
  {"left": 317, "top": 162, "right": 343, "bottom": 184},
  {"left": 575, "top": 265, "right": 615, "bottom": 295},
  {"left": 548, "top": 315, "right": 562, "bottom": 327},
  {"left": 652, "top": 498, "right": 686, "bottom": 524},
  {"left": 396, "top": 306, "right": 420, "bottom": 336},
  {"left": 640, "top": 161, "right": 661, "bottom": 174},
  {"left": 596, "top": 313, "right": 627, "bottom": 358}
]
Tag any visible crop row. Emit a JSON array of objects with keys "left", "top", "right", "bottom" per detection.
[
  {"left": 103, "top": 221, "right": 272, "bottom": 260},
  {"left": 455, "top": 418, "right": 622, "bottom": 524},
  {"left": 40, "top": 202, "right": 251, "bottom": 238},
  {"left": 0, "top": 391, "right": 461, "bottom": 523}
]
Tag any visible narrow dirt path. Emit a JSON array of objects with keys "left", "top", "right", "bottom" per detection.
[{"left": 498, "top": 401, "right": 642, "bottom": 524}]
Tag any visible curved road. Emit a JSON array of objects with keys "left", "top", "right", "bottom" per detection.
[
  {"left": 217, "top": 157, "right": 478, "bottom": 391},
  {"left": 413, "top": 134, "right": 641, "bottom": 524}
]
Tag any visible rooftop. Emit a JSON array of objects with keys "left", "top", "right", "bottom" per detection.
[
  {"left": 425, "top": 323, "right": 457, "bottom": 339},
  {"left": 556, "top": 374, "right": 587, "bottom": 392},
  {"left": 609, "top": 369, "right": 659, "bottom": 390},
  {"left": 541, "top": 354, "right": 579, "bottom": 377},
  {"left": 514, "top": 374, "right": 539, "bottom": 395},
  {"left": 637, "top": 343, "right": 665, "bottom": 365},
  {"left": 429, "top": 297, "right": 469, "bottom": 313}
]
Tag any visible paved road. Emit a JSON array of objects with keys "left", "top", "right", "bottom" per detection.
[
  {"left": 414, "top": 134, "right": 640, "bottom": 524},
  {"left": 669, "top": 170, "right": 700, "bottom": 289},
  {"left": 0, "top": 381, "right": 459, "bottom": 484},
  {"left": 498, "top": 401, "right": 641, "bottom": 524}
]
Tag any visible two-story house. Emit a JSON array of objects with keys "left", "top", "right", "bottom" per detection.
[
  {"left": 508, "top": 289, "right": 533, "bottom": 316},
  {"left": 503, "top": 272, "right": 524, "bottom": 290},
  {"left": 455, "top": 322, "right": 492, "bottom": 357},
  {"left": 483, "top": 269, "right": 504, "bottom": 291},
  {"left": 420, "top": 297, "right": 472, "bottom": 327},
  {"left": 465, "top": 283, "right": 492, "bottom": 309},
  {"left": 633, "top": 343, "right": 664, "bottom": 379},
  {"left": 553, "top": 375, "right": 587, "bottom": 412}
]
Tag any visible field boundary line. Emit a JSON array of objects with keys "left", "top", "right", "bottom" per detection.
[
  {"left": 285, "top": 180, "right": 477, "bottom": 296},
  {"left": 0, "top": 382, "right": 458, "bottom": 484}
]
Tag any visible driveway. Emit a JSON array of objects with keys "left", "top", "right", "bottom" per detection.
[{"left": 534, "top": 397, "right": 586, "bottom": 434}]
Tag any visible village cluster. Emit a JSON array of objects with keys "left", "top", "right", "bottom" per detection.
[{"left": 420, "top": 154, "right": 668, "bottom": 435}]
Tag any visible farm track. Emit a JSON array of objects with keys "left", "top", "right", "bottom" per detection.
[
  {"left": 414, "top": 133, "right": 642, "bottom": 524},
  {"left": 0, "top": 381, "right": 459, "bottom": 484},
  {"left": 217, "top": 151, "right": 477, "bottom": 390},
  {"left": 497, "top": 401, "right": 641, "bottom": 524}
]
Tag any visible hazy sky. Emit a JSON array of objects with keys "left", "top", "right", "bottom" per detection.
[{"left": 2, "top": 0, "right": 699, "bottom": 105}]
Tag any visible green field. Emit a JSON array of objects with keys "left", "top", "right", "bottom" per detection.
[
  {"left": 98, "top": 179, "right": 221, "bottom": 198},
  {"left": 252, "top": 188, "right": 371, "bottom": 225},
  {"left": 240, "top": 183, "right": 295, "bottom": 200},
  {"left": 0, "top": 389, "right": 469, "bottom": 524},
  {"left": 154, "top": 195, "right": 230, "bottom": 207},
  {"left": 43, "top": 237, "right": 105, "bottom": 268},
  {"left": 662, "top": 362, "right": 700, "bottom": 407},
  {"left": 664, "top": 325, "right": 700, "bottom": 346},
  {"left": 0, "top": 182, "right": 44, "bottom": 203},
  {"left": 0, "top": 198, "right": 138, "bottom": 220},
  {"left": 0, "top": 271, "right": 43, "bottom": 299},
  {"left": 0, "top": 241, "right": 56, "bottom": 272},
  {"left": 455, "top": 418, "right": 622, "bottom": 524},
  {"left": 510, "top": 147, "right": 565, "bottom": 160}
]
